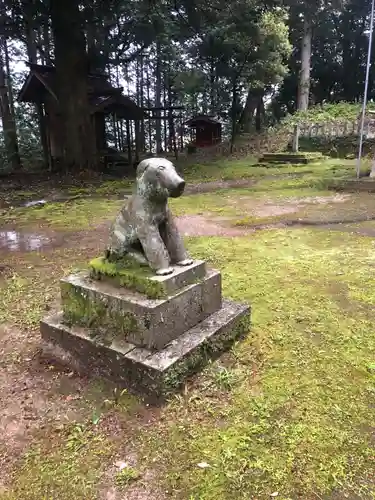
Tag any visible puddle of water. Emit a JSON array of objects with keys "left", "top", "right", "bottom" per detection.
[{"left": 0, "top": 231, "right": 53, "bottom": 252}]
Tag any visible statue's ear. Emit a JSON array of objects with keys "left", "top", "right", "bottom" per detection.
[{"left": 137, "top": 164, "right": 149, "bottom": 178}]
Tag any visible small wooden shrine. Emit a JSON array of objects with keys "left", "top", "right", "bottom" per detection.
[
  {"left": 18, "top": 63, "right": 145, "bottom": 166},
  {"left": 184, "top": 115, "right": 222, "bottom": 147}
]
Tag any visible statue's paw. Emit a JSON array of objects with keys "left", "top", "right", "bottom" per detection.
[
  {"left": 177, "top": 259, "right": 193, "bottom": 267},
  {"left": 156, "top": 267, "right": 174, "bottom": 276}
]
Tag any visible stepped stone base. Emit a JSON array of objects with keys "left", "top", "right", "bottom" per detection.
[
  {"left": 61, "top": 268, "right": 222, "bottom": 350},
  {"left": 40, "top": 300, "right": 250, "bottom": 401},
  {"left": 259, "top": 152, "right": 323, "bottom": 164},
  {"left": 40, "top": 256, "right": 251, "bottom": 400}
]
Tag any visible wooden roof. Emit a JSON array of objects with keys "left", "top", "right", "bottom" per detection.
[
  {"left": 18, "top": 63, "right": 145, "bottom": 120},
  {"left": 184, "top": 115, "right": 221, "bottom": 128}
]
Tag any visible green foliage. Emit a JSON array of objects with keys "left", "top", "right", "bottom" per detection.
[
  {"left": 274, "top": 0, "right": 371, "bottom": 116},
  {"left": 284, "top": 102, "right": 366, "bottom": 126},
  {"left": 114, "top": 467, "right": 141, "bottom": 487},
  {"left": 181, "top": 0, "right": 291, "bottom": 127},
  {"left": 0, "top": 103, "right": 44, "bottom": 173}
]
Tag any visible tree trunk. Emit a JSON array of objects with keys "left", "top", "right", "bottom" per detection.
[
  {"left": 255, "top": 94, "right": 265, "bottom": 132},
  {"left": 112, "top": 114, "right": 118, "bottom": 149},
  {"left": 0, "top": 38, "right": 21, "bottom": 170},
  {"left": 146, "top": 60, "right": 152, "bottom": 152},
  {"left": 209, "top": 58, "right": 215, "bottom": 114},
  {"left": 238, "top": 88, "right": 260, "bottom": 133},
  {"left": 134, "top": 120, "right": 140, "bottom": 162},
  {"left": 168, "top": 83, "right": 177, "bottom": 159},
  {"left": 154, "top": 40, "right": 162, "bottom": 154},
  {"left": 50, "top": 0, "right": 97, "bottom": 171},
  {"left": 230, "top": 79, "right": 238, "bottom": 154},
  {"left": 297, "top": 16, "right": 312, "bottom": 111},
  {"left": 126, "top": 120, "right": 132, "bottom": 167},
  {"left": 163, "top": 77, "right": 167, "bottom": 151},
  {"left": 139, "top": 52, "right": 145, "bottom": 152},
  {"left": 43, "top": 20, "right": 51, "bottom": 64},
  {"left": 4, "top": 38, "right": 15, "bottom": 117}
]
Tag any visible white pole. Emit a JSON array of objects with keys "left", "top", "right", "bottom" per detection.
[{"left": 357, "top": 0, "right": 375, "bottom": 179}]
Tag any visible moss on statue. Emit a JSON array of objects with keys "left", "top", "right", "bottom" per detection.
[
  {"left": 61, "top": 281, "right": 137, "bottom": 344},
  {"left": 88, "top": 256, "right": 166, "bottom": 299},
  {"left": 161, "top": 311, "right": 251, "bottom": 393}
]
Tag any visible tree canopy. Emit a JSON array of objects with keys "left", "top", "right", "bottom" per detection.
[{"left": 0, "top": 0, "right": 372, "bottom": 170}]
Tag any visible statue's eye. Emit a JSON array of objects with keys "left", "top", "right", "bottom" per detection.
[{"left": 158, "top": 166, "right": 166, "bottom": 171}]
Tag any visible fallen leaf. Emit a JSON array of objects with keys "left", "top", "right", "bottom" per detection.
[
  {"left": 197, "top": 462, "right": 210, "bottom": 469},
  {"left": 92, "top": 411, "right": 101, "bottom": 425},
  {"left": 65, "top": 394, "right": 81, "bottom": 402},
  {"left": 271, "top": 493, "right": 279, "bottom": 497},
  {"left": 114, "top": 461, "right": 128, "bottom": 470}
]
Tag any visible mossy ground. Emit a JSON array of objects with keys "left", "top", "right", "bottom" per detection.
[
  {"left": 0, "top": 158, "right": 370, "bottom": 230},
  {"left": 1, "top": 423, "right": 114, "bottom": 500},
  {"left": 1, "top": 156, "right": 375, "bottom": 499}
]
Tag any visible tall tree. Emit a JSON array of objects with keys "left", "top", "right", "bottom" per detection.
[
  {"left": 297, "top": 13, "right": 312, "bottom": 110},
  {"left": 49, "top": 0, "right": 97, "bottom": 171},
  {"left": 0, "top": 0, "right": 21, "bottom": 171}
]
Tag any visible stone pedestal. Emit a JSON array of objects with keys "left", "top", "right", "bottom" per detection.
[{"left": 40, "top": 259, "right": 250, "bottom": 400}]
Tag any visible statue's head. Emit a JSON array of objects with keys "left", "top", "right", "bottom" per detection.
[{"left": 136, "top": 158, "right": 186, "bottom": 199}]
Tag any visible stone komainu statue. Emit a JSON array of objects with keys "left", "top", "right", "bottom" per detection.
[{"left": 106, "top": 157, "right": 193, "bottom": 275}]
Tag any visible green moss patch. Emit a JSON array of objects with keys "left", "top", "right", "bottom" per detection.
[
  {"left": 61, "top": 281, "right": 138, "bottom": 344},
  {"left": 89, "top": 256, "right": 166, "bottom": 299},
  {"left": 0, "top": 198, "right": 123, "bottom": 230},
  {"left": 133, "top": 231, "right": 375, "bottom": 499},
  {"left": 162, "top": 313, "right": 250, "bottom": 393}
]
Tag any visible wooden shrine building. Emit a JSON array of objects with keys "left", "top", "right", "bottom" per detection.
[
  {"left": 184, "top": 115, "right": 222, "bottom": 147},
  {"left": 18, "top": 63, "right": 145, "bottom": 166}
]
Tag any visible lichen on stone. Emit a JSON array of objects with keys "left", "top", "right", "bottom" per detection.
[
  {"left": 89, "top": 256, "right": 166, "bottom": 299},
  {"left": 61, "top": 281, "right": 138, "bottom": 343}
]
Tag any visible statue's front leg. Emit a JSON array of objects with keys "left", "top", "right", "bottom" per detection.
[
  {"left": 161, "top": 210, "right": 193, "bottom": 266},
  {"left": 137, "top": 223, "right": 173, "bottom": 275},
  {"left": 127, "top": 250, "right": 148, "bottom": 265}
]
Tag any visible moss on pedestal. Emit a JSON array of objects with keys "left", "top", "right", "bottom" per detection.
[
  {"left": 162, "top": 311, "right": 251, "bottom": 393},
  {"left": 89, "top": 256, "right": 166, "bottom": 299},
  {"left": 61, "top": 281, "right": 137, "bottom": 344}
]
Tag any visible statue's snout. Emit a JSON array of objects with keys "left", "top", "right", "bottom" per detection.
[{"left": 169, "top": 177, "right": 185, "bottom": 198}]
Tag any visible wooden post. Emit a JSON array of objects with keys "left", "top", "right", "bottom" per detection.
[{"left": 292, "top": 124, "right": 299, "bottom": 152}]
